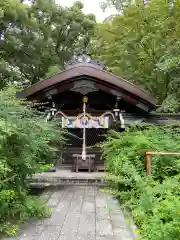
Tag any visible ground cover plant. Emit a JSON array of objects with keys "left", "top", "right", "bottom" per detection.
[
  {"left": 102, "top": 124, "right": 180, "bottom": 240},
  {"left": 0, "top": 87, "right": 65, "bottom": 236}
]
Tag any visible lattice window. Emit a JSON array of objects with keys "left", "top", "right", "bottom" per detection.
[
  {"left": 86, "top": 129, "right": 107, "bottom": 147},
  {"left": 66, "top": 128, "right": 107, "bottom": 148}
]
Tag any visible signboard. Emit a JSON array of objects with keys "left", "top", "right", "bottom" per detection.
[{"left": 61, "top": 117, "right": 109, "bottom": 128}]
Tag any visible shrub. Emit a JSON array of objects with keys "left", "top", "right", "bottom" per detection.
[
  {"left": 102, "top": 124, "right": 180, "bottom": 240},
  {"left": 0, "top": 87, "right": 65, "bottom": 236}
]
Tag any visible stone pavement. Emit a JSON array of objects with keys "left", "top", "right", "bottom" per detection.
[{"left": 5, "top": 186, "right": 136, "bottom": 240}]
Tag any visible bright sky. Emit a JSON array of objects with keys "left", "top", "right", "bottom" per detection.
[{"left": 55, "top": 0, "right": 117, "bottom": 22}]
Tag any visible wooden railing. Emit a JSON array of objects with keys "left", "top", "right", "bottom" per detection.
[{"left": 145, "top": 151, "right": 180, "bottom": 177}]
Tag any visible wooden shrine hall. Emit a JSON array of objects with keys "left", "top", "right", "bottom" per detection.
[{"left": 17, "top": 56, "right": 158, "bottom": 172}]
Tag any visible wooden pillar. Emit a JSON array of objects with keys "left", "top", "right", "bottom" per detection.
[{"left": 145, "top": 152, "right": 151, "bottom": 177}]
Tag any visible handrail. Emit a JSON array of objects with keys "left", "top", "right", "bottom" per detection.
[
  {"left": 146, "top": 151, "right": 180, "bottom": 156},
  {"left": 145, "top": 151, "right": 180, "bottom": 177}
]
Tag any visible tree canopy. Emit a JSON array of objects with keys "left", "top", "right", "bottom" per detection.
[
  {"left": 93, "top": 0, "right": 180, "bottom": 112},
  {"left": 1, "top": 0, "right": 180, "bottom": 112},
  {"left": 0, "top": 0, "right": 96, "bottom": 86}
]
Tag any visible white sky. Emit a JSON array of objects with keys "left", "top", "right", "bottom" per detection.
[{"left": 55, "top": 0, "right": 117, "bottom": 22}]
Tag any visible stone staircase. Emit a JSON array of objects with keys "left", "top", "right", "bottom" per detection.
[{"left": 30, "top": 166, "right": 107, "bottom": 188}]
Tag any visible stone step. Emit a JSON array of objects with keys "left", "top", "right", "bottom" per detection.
[
  {"left": 31, "top": 168, "right": 106, "bottom": 188},
  {"left": 30, "top": 178, "right": 107, "bottom": 187}
]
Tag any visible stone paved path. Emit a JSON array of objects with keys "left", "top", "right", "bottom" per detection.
[{"left": 5, "top": 186, "right": 136, "bottom": 240}]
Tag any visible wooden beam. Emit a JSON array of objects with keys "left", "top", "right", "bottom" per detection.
[
  {"left": 145, "top": 151, "right": 180, "bottom": 177},
  {"left": 146, "top": 152, "right": 180, "bottom": 156}
]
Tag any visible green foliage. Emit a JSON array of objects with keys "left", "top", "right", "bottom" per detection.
[
  {"left": 102, "top": 125, "right": 180, "bottom": 240},
  {"left": 0, "top": 87, "right": 65, "bottom": 236},
  {"left": 101, "top": 0, "right": 133, "bottom": 11},
  {"left": 37, "top": 164, "right": 54, "bottom": 173},
  {"left": 92, "top": 0, "right": 180, "bottom": 111},
  {"left": 157, "top": 40, "right": 180, "bottom": 113},
  {"left": 0, "top": 190, "right": 50, "bottom": 236},
  {"left": 0, "top": 0, "right": 96, "bottom": 86},
  {"left": 45, "top": 65, "right": 61, "bottom": 78}
]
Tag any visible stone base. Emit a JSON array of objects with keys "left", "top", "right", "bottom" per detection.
[
  {"left": 31, "top": 177, "right": 106, "bottom": 188},
  {"left": 30, "top": 168, "right": 106, "bottom": 187},
  {"left": 30, "top": 180, "right": 107, "bottom": 188}
]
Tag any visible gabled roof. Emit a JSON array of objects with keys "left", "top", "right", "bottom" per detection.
[{"left": 17, "top": 62, "right": 157, "bottom": 107}]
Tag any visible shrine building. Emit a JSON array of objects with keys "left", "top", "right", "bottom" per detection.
[{"left": 17, "top": 57, "right": 158, "bottom": 171}]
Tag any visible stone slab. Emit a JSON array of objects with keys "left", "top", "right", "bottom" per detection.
[{"left": 3, "top": 186, "right": 136, "bottom": 240}]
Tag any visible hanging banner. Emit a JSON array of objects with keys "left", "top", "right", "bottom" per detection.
[{"left": 62, "top": 116, "right": 109, "bottom": 129}]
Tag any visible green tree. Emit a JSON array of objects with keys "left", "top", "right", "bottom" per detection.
[
  {"left": 0, "top": 87, "right": 65, "bottom": 236},
  {"left": 93, "top": 0, "right": 180, "bottom": 110},
  {"left": 0, "top": 0, "right": 96, "bottom": 86},
  {"left": 157, "top": 40, "right": 180, "bottom": 112},
  {"left": 0, "top": 0, "right": 29, "bottom": 87}
]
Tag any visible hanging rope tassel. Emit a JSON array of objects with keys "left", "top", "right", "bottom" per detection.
[
  {"left": 119, "top": 112, "right": 125, "bottom": 128},
  {"left": 82, "top": 96, "right": 88, "bottom": 160}
]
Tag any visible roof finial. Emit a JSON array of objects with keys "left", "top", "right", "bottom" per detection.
[{"left": 65, "top": 54, "right": 105, "bottom": 70}]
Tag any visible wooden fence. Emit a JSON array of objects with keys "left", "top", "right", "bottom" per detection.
[{"left": 145, "top": 151, "right": 180, "bottom": 177}]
